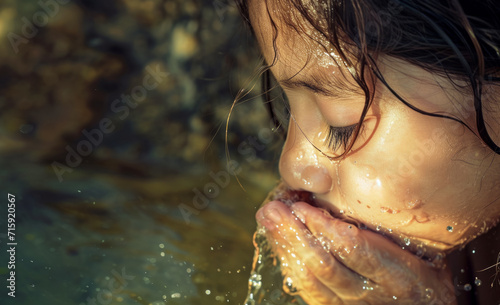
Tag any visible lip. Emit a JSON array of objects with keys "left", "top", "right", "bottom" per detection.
[{"left": 261, "top": 181, "right": 349, "bottom": 221}]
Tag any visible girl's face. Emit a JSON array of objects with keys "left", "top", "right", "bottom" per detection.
[{"left": 250, "top": 1, "right": 500, "bottom": 254}]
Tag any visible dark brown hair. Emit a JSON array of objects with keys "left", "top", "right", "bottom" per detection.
[{"left": 235, "top": 0, "right": 500, "bottom": 157}]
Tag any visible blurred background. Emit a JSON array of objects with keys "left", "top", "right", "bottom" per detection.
[{"left": 0, "top": 0, "right": 284, "bottom": 304}]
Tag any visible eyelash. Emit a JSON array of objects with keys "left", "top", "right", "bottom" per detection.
[
  {"left": 279, "top": 90, "right": 361, "bottom": 152},
  {"left": 326, "top": 124, "right": 358, "bottom": 152}
]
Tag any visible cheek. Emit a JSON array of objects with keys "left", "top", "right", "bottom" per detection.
[
  {"left": 335, "top": 111, "right": 499, "bottom": 246},
  {"left": 336, "top": 115, "right": 457, "bottom": 226}
]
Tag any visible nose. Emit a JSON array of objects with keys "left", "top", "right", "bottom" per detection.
[{"left": 279, "top": 117, "right": 334, "bottom": 194}]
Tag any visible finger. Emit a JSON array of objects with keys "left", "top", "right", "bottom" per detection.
[
  {"left": 280, "top": 256, "right": 343, "bottom": 305},
  {"left": 257, "top": 201, "right": 371, "bottom": 299},
  {"left": 290, "top": 201, "right": 431, "bottom": 297},
  {"left": 258, "top": 214, "right": 342, "bottom": 304}
]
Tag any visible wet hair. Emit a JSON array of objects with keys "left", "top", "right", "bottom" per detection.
[{"left": 235, "top": 0, "right": 500, "bottom": 157}]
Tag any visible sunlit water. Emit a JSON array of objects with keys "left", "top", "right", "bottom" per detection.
[
  {"left": 244, "top": 229, "right": 306, "bottom": 305},
  {"left": 0, "top": 159, "right": 274, "bottom": 305}
]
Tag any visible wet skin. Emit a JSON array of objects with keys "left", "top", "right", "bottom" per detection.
[{"left": 249, "top": 0, "right": 500, "bottom": 303}]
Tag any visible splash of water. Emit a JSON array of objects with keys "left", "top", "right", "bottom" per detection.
[{"left": 244, "top": 229, "right": 307, "bottom": 305}]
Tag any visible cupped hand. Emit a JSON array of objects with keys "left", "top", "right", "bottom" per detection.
[{"left": 256, "top": 201, "right": 458, "bottom": 305}]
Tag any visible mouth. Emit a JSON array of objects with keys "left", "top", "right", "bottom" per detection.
[
  {"left": 259, "top": 181, "right": 457, "bottom": 262},
  {"left": 261, "top": 181, "right": 360, "bottom": 223}
]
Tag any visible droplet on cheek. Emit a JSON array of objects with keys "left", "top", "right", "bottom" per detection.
[
  {"left": 380, "top": 207, "right": 400, "bottom": 214},
  {"left": 362, "top": 164, "right": 377, "bottom": 180},
  {"left": 399, "top": 215, "right": 415, "bottom": 226},
  {"left": 415, "top": 212, "right": 430, "bottom": 223},
  {"left": 446, "top": 226, "right": 453, "bottom": 232},
  {"left": 404, "top": 199, "right": 423, "bottom": 210}
]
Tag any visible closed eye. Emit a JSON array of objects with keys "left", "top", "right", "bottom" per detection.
[{"left": 326, "top": 124, "right": 358, "bottom": 152}]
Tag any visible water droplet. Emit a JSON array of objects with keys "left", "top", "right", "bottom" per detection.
[
  {"left": 460, "top": 269, "right": 465, "bottom": 273},
  {"left": 171, "top": 293, "right": 181, "bottom": 298},
  {"left": 405, "top": 199, "right": 422, "bottom": 210},
  {"left": 464, "top": 283, "right": 472, "bottom": 291},
  {"left": 424, "top": 288, "right": 434, "bottom": 299},
  {"left": 205, "top": 289, "right": 211, "bottom": 295},
  {"left": 376, "top": 225, "right": 381, "bottom": 231},
  {"left": 380, "top": 207, "right": 400, "bottom": 214},
  {"left": 472, "top": 249, "right": 476, "bottom": 254},
  {"left": 393, "top": 296, "right": 398, "bottom": 300},
  {"left": 339, "top": 210, "right": 344, "bottom": 214},
  {"left": 474, "top": 278, "right": 482, "bottom": 286},
  {"left": 248, "top": 272, "right": 262, "bottom": 290},
  {"left": 446, "top": 226, "right": 453, "bottom": 232},
  {"left": 404, "top": 237, "right": 411, "bottom": 246},
  {"left": 415, "top": 213, "right": 429, "bottom": 223}
]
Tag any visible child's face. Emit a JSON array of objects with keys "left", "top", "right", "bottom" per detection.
[{"left": 250, "top": 1, "right": 500, "bottom": 252}]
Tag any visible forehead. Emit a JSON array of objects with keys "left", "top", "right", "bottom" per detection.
[{"left": 248, "top": 0, "right": 357, "bottom": 86}]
